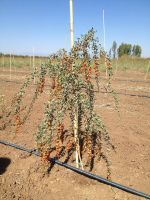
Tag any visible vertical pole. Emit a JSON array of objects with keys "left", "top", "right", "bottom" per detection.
[
  {"left": 13, "top": 55, "right": 16, "bottom": 72},
  {"left": 145, "top": 61, "right": 150, "bottom": 80},
  {"left": 103, "top": 9, "right": 105, "bottom": 50},
  {"left": 30, "top": 56, "right": 31, "bottom": 71},
  {"left": 103, "top": 9, "right": 107, "bottom": 78},
  {"left": 0, "top": 55, "right": 1, "bottom": 69},
  {"left": 69, "top": 0, "right": 81, "bottom": 169},
  {"left": 74, "top": 107, "right": 79, "bottom": 168},
  {"left": 114, "top": 58, "right": 118, "bottom": 79},
  {"left": 69, "top": 0, "right": 74, "bottom": 49},
  {"left": 3, "top": 55, "right": 4, "bottom": 71},
  {"left": 33, "top": 48, "right": 35, "bottom": 84},
  {"left": 9, "top": 53, "right": 12, "bottom": 80}
]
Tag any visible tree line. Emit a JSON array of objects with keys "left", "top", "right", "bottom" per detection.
[{"left": 109, "top": 41, "right": 142, "bottom": 58}]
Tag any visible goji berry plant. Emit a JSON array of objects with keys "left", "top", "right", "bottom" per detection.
[{"left": 1, "top": 28, "right": 116, "bottom": 179}]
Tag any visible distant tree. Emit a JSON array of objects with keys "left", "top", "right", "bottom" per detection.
[
  {"left": 112, "top": 41, "right": 117, "bottom": 59},
  {"left": 118, "top": 43, "right": 132, "bottom": 57},
  {"left": 109, "top": 48, "right": 112, "bottom": 59},
  {"left": 132, "top": 45, "right": 136, "bottom": 56},
  {"left": 132, "top": 45, "right": 142, "bottom": 57}
]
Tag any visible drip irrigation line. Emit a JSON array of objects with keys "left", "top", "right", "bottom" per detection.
[
  {"left": 114, "top": 78, "right": 150, "bottom": 83},
  {"left": 0, "top": 78, "right": 150, "bottom": 99},
  {"left": 0, "top": 78, "right": 21, "bottom": 85},
  {"left": 99, "top": 91, "right": 150, "bottom": 99},
  {"left": 101, "top": 76, "right": 150, "bottom": 84},
  {"left": 0, "top": 140, "right": 150, "bottom": 199},
  {"left": 113, "top": 77, "right": 150, "bottom": 83},
  {"left": 116, "top": 92, "right": 150, "bottom": 98}
]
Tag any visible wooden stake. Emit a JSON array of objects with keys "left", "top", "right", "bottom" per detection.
[
  {"left": 102, "top": 9, "right": 108, "bottom": 78},
  {"left": 69, "top": 0, "right": 74, "bottom": 49},
  {"left": 114, "top": 58, "right": 118, "bottom": 79},
  {"left": 145, "top": 61, "right": 150, "bottom": 80},
  {"left": 69, "top": 0, "right": 80, "bottom": 168},
  {"left": 13, "top": 55, "right": 16, "bottom": 72},
  {"left": 2, "top": 55, "right": 5, "bottom": 71},
  {"left": 102, "top": 9, "right": 106, "bottom": 50},
  {"left": 77, "top": 140, "right": 84, "bottom": 170},
  {"left": 30, "top": 56, "right": 31, "bottom": 70},
  {"left": 74, "top": 109, "right": 79, "bottom": 168},
  {"left": 33, "top": 48, "right": 35, "bottom": 84},
  {"left": 9, "top": 53, "right": 12, "bottom": 80},
  {"left": 104, "top": 56, "right": 108, "bottom": 78}
]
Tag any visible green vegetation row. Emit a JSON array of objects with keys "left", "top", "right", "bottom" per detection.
[
  {"left": 0, "top": 55, "right": 47, "bottom": 70},
  {"left": 0, "top": 54, "right": 149, "bottom": 73}
]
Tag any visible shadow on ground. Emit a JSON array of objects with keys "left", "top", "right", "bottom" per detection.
[{"left": 0, "top": 157, "right": 11, "bottom": 175}]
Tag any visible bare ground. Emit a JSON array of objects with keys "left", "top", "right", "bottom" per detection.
[{"left": 0, "top": 70, "right": 150, "bottom": 200}]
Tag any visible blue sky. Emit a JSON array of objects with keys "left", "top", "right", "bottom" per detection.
[{"left": 0, "top": 0, "right": 150, "bottom": 57}]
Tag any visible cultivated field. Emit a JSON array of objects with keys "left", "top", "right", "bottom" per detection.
[
  {"left": 0, "top": 55, "right": 150, "bottom": 73},
  {"left": 0, "top": 68, "right": 150, "bottom": 200}
]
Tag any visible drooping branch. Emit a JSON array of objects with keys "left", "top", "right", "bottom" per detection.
[{"left": 1, "top": 29, "right": 116, "bottom": 178}]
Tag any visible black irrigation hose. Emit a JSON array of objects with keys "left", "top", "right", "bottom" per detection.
[
  {"left": 0, "top": 140, "right": 150, "bottom": 199},
  {"left": 100, "top": 76, "right": 150, "bottom": 84},
  {"left": 100, "top": 91, "right": 150, "bottom": 99},
  {"left": 0, "top": 78, "right": 21, "bottom": 84},
  {"left": 0, "top": 78, "right": 150, "bottom": 99},
  {"left": 114, "top": 78, "right": 150, "bottom": 83},
  {"left": 116, "top": 92, "right": 150, "bottom": 98}
]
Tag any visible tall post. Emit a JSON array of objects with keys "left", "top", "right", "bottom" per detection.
[
  {"left": 13, "top": 55, "right": 16, "bottom": 72},
  {"left": 30, "top": 56, "right": 32, "bottom": 71},
  {"left": 145, "top": 61, "right": 150, "bottom": 80},
  {"left": 9, "top": 53, "right": 12, "bottom": 80},
  {"left": 103, "top": 9, "right": 107, "bottom": 77},
  {"left": 103, "top": 9, "right": 105, "bottom": 50},
  {"left": 69, "top": 0, "right": 74, "bottom": 49},
  {"left": 32, "top": 48, "right": 35, "bottom": 84},
  {"left": 2, "top": 55, "right": 4, "bottom": 71},
  {"left": 69, "top": 0, "right": 81, "bottom": 169}
]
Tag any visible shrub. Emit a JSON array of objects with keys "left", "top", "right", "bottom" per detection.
[{"left": 1, "top": 28, "right": 115, "bottom": 178}]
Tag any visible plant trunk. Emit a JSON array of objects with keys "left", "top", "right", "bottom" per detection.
[
  {"left": 74, "top": 110, "right": 79, "bottom": 168},
  {"left": 74, "top": 107, "right": 84, "bottom": 169}
]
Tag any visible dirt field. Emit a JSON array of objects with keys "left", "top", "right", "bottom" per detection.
[{"left": 0, "top": 70, "right": 150, "bottom": 200}]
